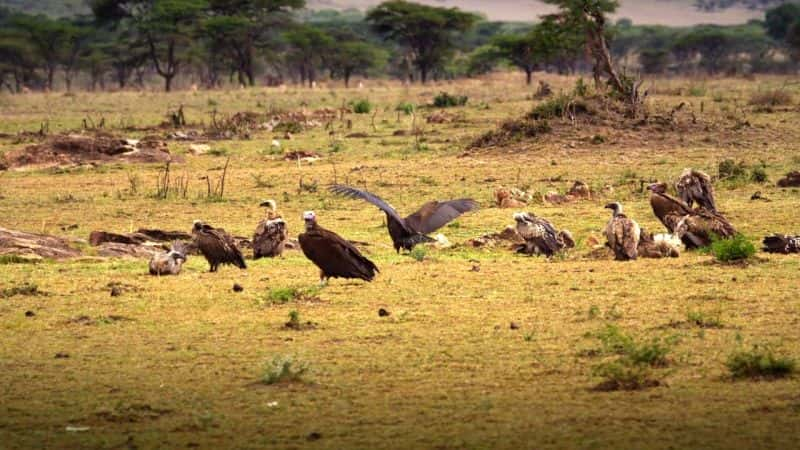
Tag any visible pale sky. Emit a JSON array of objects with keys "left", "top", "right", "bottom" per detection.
[{"left": 308, "top": 0, "right": 764, "bottom": 26}]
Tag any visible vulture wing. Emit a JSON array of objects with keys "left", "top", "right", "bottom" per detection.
[
  {"left": 763, "top": 234, "right": 800, "bottom": 254},
  {"left": 253, "top": 218, "right": 288, "bottom": 259},
  {"left": 404, "top": 199, "right": 479, "bottom": 234},
  {"left": 197, "top": 228, "right": 247, "bottom": 269},
  {"left": 609, "top": 215, "right": 640, "bottom": 260},
  {"left": 299, "top": 227, "right": 378, "bottom": 281},
  {"left": 677, "top": 169, "right": 717, "bottom": 212},
  {"left": 328, "top": 185, "right": 410, "bottom": 231},
  {"left": 650, "top": 192, "right": 693, "bottom": 232}
]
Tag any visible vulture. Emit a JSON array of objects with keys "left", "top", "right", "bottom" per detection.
[
  {"left": 676, "top": 168, "right": 717, "bottom": 212},
  {"left": 192, "top": 220, "right": 247, "bottom": 272},
  {"left": 252, "top": 199, "right": 288, "bottom": 259},
  {"left": 328, "top": 184, "right": 478, "bottom": 252},
  {"left": 148, "top": 241, "right": 188, "bottom": 275},
  {"left": 647, "top": 182, "right": 736, "bottom": 249},
  {"left": 298, "top": 211, "right": 378, "bottom": 285},
  {"left": 637, "top": 230, "right": 680, "bottom": 259},
  {"left": 604, "top": 202, "right": 641, "bottom": 261},
  {"left": 762, "top": 234, "right": 800, "bottom": 254},
  {"left": 513, "top": 212, "right": 575, "bottom": 256}
]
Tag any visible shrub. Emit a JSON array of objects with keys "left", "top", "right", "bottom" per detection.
[
  {"left": 687, "top": 85, "right": 707, "bottom": 97},
  {"left": 395, "top": 102, "right": 415, "bottom": 115},
  {"left": 710, "top": 234, "right": 756, "bottom": 262},
  {"left": 748, "top": 89, "right": 793, "bottom": 107},
  {"left": 0, "top": 255, "right": 41, "bottom": 265},
  {"left": 433, "top": 92, "right": 468, "bottom": 108},
  {"left": 261, "top": 355, "right": 310, "bottom": 385},
  {"left": 351, "top": 99, "right": 372, "bottom": 114},
  {"left": 1, "top": 282, "right": 42, "bottom": 298},
  {"left": 726, "top": 344, "right": 796, "bottom": 380},
  {"left": 528, "top": 93, "right": 589, "bottom": 120},
  {"left": 718, "top": 159, "right": 748, "bottom": 180},
  {"left": 686, "top": 310, "right": 723, "bottom": 329},
  {"left": 262, "top": 286, "right": 320, "bottom": 305},
  {"left": 592, "top": 361, "right": 659, "bottom": 391},
  {"left": 750, "top": 165, "right": 768, "bottom": 183},
  {"left": 409, "top": 246, "right": 427, "bottom": 262},
  {"left": 590, "top": 325, "right": 674, "bottom": 391}
]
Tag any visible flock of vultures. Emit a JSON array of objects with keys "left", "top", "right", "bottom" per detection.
[{"left": 149, "top": 169, "right": 799, "bottom": 283}]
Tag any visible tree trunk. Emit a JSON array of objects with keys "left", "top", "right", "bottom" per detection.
[
  {"left": 46, "top": 65, "right": 55, "bottom": 91},
  {"left": 525, "top": 68, "right": 533, "bottom": 85},
  {"left": 165, "top": 74, "right": 173, "bottom": 92},
  {"left": 344, "top": 70, "right": 351, "bottom": 88},
  {"left": 420, "top": 66, "right": 428, "bottom": 84}
]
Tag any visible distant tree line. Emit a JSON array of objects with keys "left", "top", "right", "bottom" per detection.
[{"left": 0, "top": 0, "right": 798, "bottom": 93}]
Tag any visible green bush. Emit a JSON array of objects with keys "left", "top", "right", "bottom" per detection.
[
  {"left": 718, "top": 159, "right": 748, "bottom": 180},
  {"left": 750, "top": 165, "right": 768, "bottom": 183},
  {"left": 726, "top": 344, "right": 796, "bottom": 380},
  {"left": 351, "top": 99, "right": 372, "bottom": 114},
  {"left": 433, "top": 92, "right": 468, "bottom": 108},
  {"left": 710, "top": 234, "right": 756, "bottom": 262},
  {"left": 528, "top": 93, "right": 588, "bottom": 120},
  {"left": 261, "top": 355, "right": 310, "bottom": 385},
  {"left": 409, "top": 246, "right": 427, "bottom": 262},
  {"left": 395, "top": 102, "right": 415, "bottom": 115}
]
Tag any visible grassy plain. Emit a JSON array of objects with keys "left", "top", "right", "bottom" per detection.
[{"left": 1, "top": 73, "right": 799, "bottom": 449}]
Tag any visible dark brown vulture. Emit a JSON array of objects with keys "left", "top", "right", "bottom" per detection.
[
  {"left": 676, "top": 168, "right": 717, "bottom": 212},
  {"left": 513, "top": 212, "right": 574, "bottom": 256},
  {"left": 762, "top": 234, "right": 800, "bottom": 254},
  {"left": 604, "top": 202, "right": 641, "bottom": 261},
  {"left": 329, "top": 184, "right": 478, "bottom": 252},
  {"left": 149, "top": 241, "right": 188, "bottom": 275},
  {"left": 192, "top": 220, "right": 247, "bottom": 272},
  {"left": 647, "top": 183, "right": 736, "bottom": 249},
  {"left": 252, "top": 199, "right": 288, "bottom": 259},
  {"left": 298, "top": 211, "right": 378, "bottom": 285}
]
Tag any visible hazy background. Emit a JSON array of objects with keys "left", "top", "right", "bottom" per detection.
[{"left": 306, "top": 0, "right": 764, "bottom": 25}]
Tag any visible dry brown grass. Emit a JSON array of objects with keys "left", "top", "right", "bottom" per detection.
[{"left": 1, "top": 72, "right": 800, "bottom": 449}]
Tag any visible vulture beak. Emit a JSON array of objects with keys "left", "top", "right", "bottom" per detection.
[{"left": 512, "top": 212, "right": 527, "bottom": 223}]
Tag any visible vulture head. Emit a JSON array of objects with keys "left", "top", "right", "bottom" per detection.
[
  {"left": 646, "top": 182, "right": 668, "bottom": 194},
  {"left": 192, "top": 219, "right": 204, "bottom": 233},
  {"left": 259, "top": 199, "right": 277, "bottom": 211},
  {"left": 513, "top": 212, "right": 534, "bottom": 224},
  {"left": 303, "top": 211, "right": 317, "bottom": 231},
  {"left": 604, "top": 202, "right": 623, "bottom": 217}
]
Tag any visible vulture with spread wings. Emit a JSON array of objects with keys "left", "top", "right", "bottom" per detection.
[
  {"left": 329, "top": 184, "right": 479, "bottom": 252},
  {"left": 647, "top": 182, "right": 735, "bottom": 249},
  {"left": 762, "top": 234, "right": 800, "bottom": 254},
  {"left": 192, "top": 220, "right": 247, "bottom": 272},
  {"left": 513, "top": 212, "right": 574, "bottom": 256},
  {"left": 676, "top": 168, "right": 717, "bottom": 212},
  {"left": 298, "top": 211, "right": 378, "bottom": 285}
]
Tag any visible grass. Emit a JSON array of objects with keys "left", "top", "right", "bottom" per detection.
[
  {"left": 726, "top": 344, "right": 796, "bottom": 380},
  {"left": 0, "top": 74, "right": 799, "bottom": 449},
  {"left": 261, "top": 355, "right": 311, "bottom": 385},
  {"left": 432, "top": 92, "right": 468, "bottom": 108}
]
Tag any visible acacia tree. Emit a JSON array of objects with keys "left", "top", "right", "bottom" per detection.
[
  {"left": 327, "top": 41, "right": 388, "bottom": 87},
  {"left": 284, "top": 25, "right": 333, "bottom": 87},
  {"left": 9, "top": 15, "right": 85, "bottom": 90},
  {"left": 205, "top": 0, "right": 303, "bottom": 86},
  {"left": 366, "top": 0, "right": 478, "bottom": 83}
]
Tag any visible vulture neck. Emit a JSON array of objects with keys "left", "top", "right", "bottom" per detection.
[{"left": 304, "top": 220, "right": 318, "bottom": 232}]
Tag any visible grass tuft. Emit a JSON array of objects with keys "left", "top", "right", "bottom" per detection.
[
  {"left": 1, "top": 283, "right": 43, "bottom": 299},
  {"left": 710, "top": 234, "right": 756, "bottom": 262},
  {"left": 351, "top": 99, "right": 372, "bottom": 114},
  {"left": 261, "top": 355, "right": 310, "bottom": 385},
  {"left": 433, "top": 92, "right": 468, "bottom": 108},
  {"left": 409, "top": 246, "right": 427, "bottom": 262},
  {"left": 726, "top": 344, "right": 796, "bottom": 380}
]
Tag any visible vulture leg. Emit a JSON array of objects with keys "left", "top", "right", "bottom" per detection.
[{"left": 319, "top": 270, "right": 329, "bottom": 287}]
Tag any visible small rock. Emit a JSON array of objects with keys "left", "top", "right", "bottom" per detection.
[
  {"left": 470, "top": 264, "right": 480, "bottom": 272},
  {"left": 55, "top": 352, "right": 70, "bottom": 359},
  {"left": 232, "top": 283, "right": 244, "bottom": 293},
  {"left": 25, "top": 310, "right": 35, "bottom": 317},
  {"left": 510, "top": 322, "right": 520, "bottom": 330},
  {"left": 110, "top": 286, "right": 122, "bottom": 297},
  {"left": 378, "top": 308, "right": 390, "bottom": 317}
]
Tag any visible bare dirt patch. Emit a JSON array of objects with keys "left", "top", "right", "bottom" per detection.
[{"left": 1, "top": 134, "right": 178, "bottom": 170}]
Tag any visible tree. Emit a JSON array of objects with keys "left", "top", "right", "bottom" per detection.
[
  {"left": 284, "top": 25, "right": 333, "bottom": 87},
  {"left": 366, "top": 0, "right": 479, "bottom": 83},
  {"left": 639, "top": 48, "right": 669, "bottom": 74},
  {"left": 764, "top": 2, "right": 800, "bottom": 41},
  {"left": 205, "top": 0, "right": 304, "bottom": 86},
  {"left": 9, "top": 14, "right": 85, "bottom": 90},
  {"left": 542, "top": 0, "right": 624, "bottom": 94},
  {"left": 327, "top": 41, "right": 388, "bottom": 87},
  {"left": 492, "top": 32, "right": 540, "bottom": 85}
]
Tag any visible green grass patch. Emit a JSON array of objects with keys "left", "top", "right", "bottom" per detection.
[
  {"left": 261, "top": 355, "right": 311, "bottom": 385},
  {"left": 726, "top": 344, "right": 796, "bottom": 380}
]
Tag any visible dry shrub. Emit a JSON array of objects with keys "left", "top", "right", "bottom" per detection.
[
  {"left": 749, "top": 89, "right": 793, "bottom": 108},
  {"left": 470, "top": 119, "right": 551, "bottom": 148}
]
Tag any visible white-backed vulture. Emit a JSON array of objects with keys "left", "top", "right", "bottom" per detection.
[
  {"left": 604, "top": 202, "right": 641, "bottom": 261},
  {"left": 149, "top": 241, "right": 188, "bottom": 275},
  {"left": 192, "top": 220, "right": 247, "bottom": 272},
  {"left": 298, "top": 211, "right": 378, "bottom": 285},
  {"left": 676, "top": 168, "right": 717, "bottom": 212},
  {"left": 647, "top": 182, "right": 736, "bottom": 249},
  {"left": 513, "top": 212, "right": 574, "bottom": 256},
  {"left": 762, "top": 234, "right": 800, "bottom": 254},
  {"left": 328, "top": 184, "right": 478, "bottom": 252},
  {"left": 252, "top": 199, "right": 288, "bottom": 259}
]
